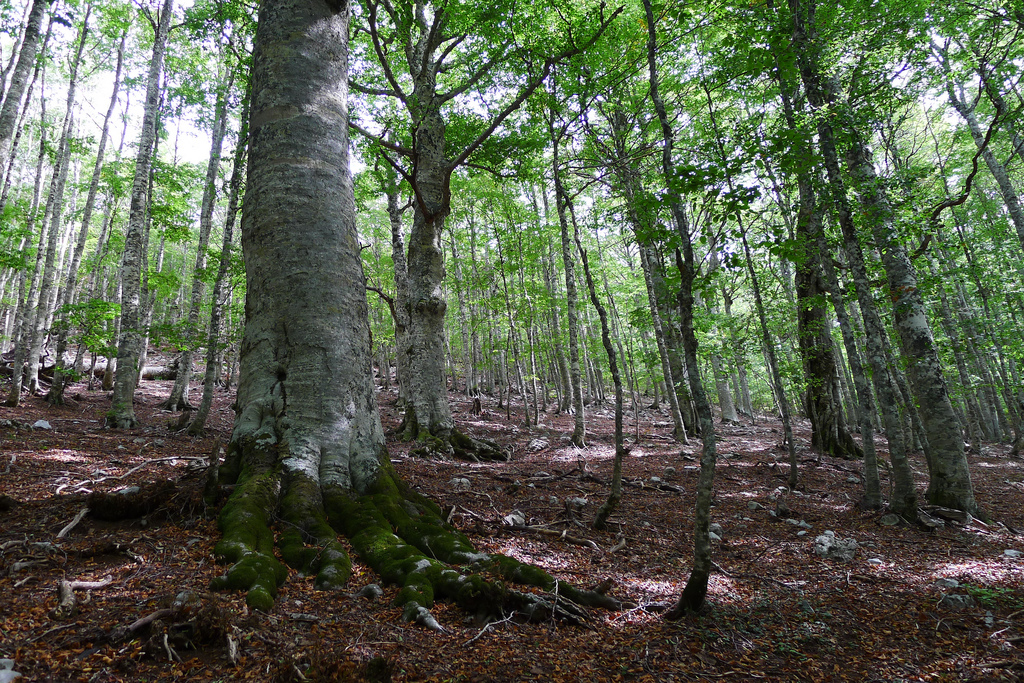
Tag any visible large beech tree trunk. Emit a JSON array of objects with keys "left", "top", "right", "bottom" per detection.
[{"left": 211, "top": 0, "right": 616, "bottom": 625}]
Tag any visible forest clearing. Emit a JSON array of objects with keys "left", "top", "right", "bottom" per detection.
[{"left": 1, "top": 369, "right": 1022, "bottom": 682}]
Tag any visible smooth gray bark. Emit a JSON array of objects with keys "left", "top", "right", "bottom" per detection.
[
  {"left": 788, "top": 0, "right": 920, "bottom": 517},
  {"left": 0, "top": 0, "right": 49, "bottom": 190},
  {"left": 189, "top": 88, "right": 249, "bottom": 435},
  {"left": 107, "top": 0, "right": 174, "bottom": 428},
  {"left": 163, "top": 72, "right": 231, "bottom": 412}
]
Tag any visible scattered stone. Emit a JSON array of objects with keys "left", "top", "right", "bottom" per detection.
[
  {"left": 747, "top": 501, "right": 763, "bottom": 511},
  {"left": 154, "top": 439, "right": 165, "bottom": 447},
  {"left": 527, "top": 439, "right": 549, "bottom": 452},
  {"left": 917, "top": 512, "right": 945, "bottom": 531},
  {"left": 924, "top": 506, "right": 972, "bottom": 525},
  {"left": 935, "top": 578, "right": 959, "bottom": 589},
  {"left": 796, "top": 530, "right": 808, "bottom": 537},
  {"left": 448, "top": 477, "right": 471, "bottom": 491},
  {"left": 985, "top": 611, "right": 995, "bottom": 628},
  {"left": 31, "top": 420, "right": 52, "bottom": 430},
  {"left": 786, "top": 518, "right": 812, "bottom": 529},
  {"left": 649, "top": 476, "right": 662, "bottom": 484},
  {"left": 709, "top": 532, "right": 722, "bottom": 543},
  {"left": 813, "top": 532, "right": 858, "bottom": 561},
  {"left": 879, "top": 514, "right": 902, "bottom": 526},
  {"left": 1003, "top": 549, "right": 1022, "bottom": 559},
  {"left": 503, "top": 511, "right": 526, "bottom": 526},
  {"left": 709, "top": 522, "right": 723, "bottom": 536},
  {"left": 549, "top": 496, "right": 559, "bottom": 505},
  {"left": 938, "top": 594, "right": 976, "bottom": 611},
  {"left": 567, "top": 497, "right": 588, "bottom": 508},
  {"left": 354, "top": 584, "right": 383, "bottom": 601},
  {"left": 0, "top": 658, "right": 20, "bottom": 683},
  {"left": 846, "top": 476, "right": 860, "bottom": 483},
  {"left": 534, "top": 471, "right": 551, "bottom": 478},
  {"left": 866, "top": 558, "right": 884, "bottom": 566},
  {"left": 663, "top": 467, "right": 677, "bottom": 478}
]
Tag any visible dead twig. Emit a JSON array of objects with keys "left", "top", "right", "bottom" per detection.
[
  {"left": 57, "top": 506, "right": 89, "bottom": 538},
  {"left": 53, "top": 575, "right": 114, "bottom": 618}
]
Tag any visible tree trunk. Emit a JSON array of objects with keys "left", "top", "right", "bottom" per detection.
[
  {"left": 0, "top": 0, "right": 49, "bottom": 189},
  {"left": 549, "top": 117, "right": 586, "bottom": 447},
  {"left": 213, "top": 0, "right": 616, "bottom": 624},
  {"left": 51, "top": 14, "right": 119, "bottom": 406},
  {"left": 163, "top": 68, "right": 232, "bottom": 412},
  {"left": 106, "top": 0, "right": 174, "bottom": 429},
  {"left": 845, "top": 132, "right": 976, "bottom": 514},
  {"left": 640, "top": 0, "right": 716, "bottom": 616},
  {"left": 4, "top": 67, "right": 49, "bottom": 407},
  {"left": 741, "top": 229, "right": 798, "bottom": 489},
  {"left": 188, "top": 86, "right": 250, "bottom": 435},
  {"left": 788, "top": 0, "right": 920, "bottom": 517}
]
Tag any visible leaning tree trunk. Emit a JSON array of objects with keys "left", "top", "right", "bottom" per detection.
[
  {"left": 211, "top": 0, "right": 617, "bottom": 626},
  {"left": 106, "top": 0, "right": 173, "bottom": 429},
  {"left": 843, "top": 133, "right": 976, "bottom": 513},
  {"left": 579, "top": 222, "right": 627, "bottom": 530},
  {"left": 741, "top": 228, "right": 798, "bottom": 488},
  {"left": 4, "top": 72, "right": 50, "bottom": 407},
  {"left": 26, "top": 20, "right": 86, "bottom": 395},
  {"left": 788, "top": 0, "right": 920, "bottom": 518}
]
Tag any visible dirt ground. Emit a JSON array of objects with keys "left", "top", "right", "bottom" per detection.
[{"left": 1, "top": 362, "right": 1023, "bottom": 682}]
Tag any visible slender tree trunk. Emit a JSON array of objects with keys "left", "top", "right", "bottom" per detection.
[
  {"left": 741, "top": 229, "right": 798, "bottom": 488},
  {"left": 51, "top": 13, "right": 119, "bottom": 405},
  {"left": 107, "top": 0, "right": 174, "bottom": 428},
  {"left": 640, "top": 0, "right": 716, "bottom": 615},
  {"left": 163, "top": 71, "right": 232, "bottom": 412},
  {"left": 820, "top": 255, "right": 881, "bottom": 507},
  {"left": 579, "top": 226, "right": 625, "bottom": 530},
  {"left": 548, "top": 116, "right": 586, "bottom": 447},
  {"left": 0, "top": 0, "right": 49, "bottom": 191},
  {"left": 189, "top": 87, "right": 249, "bottom": 435},
  {"left": 4, "top": 65, "right": 48, "bottom": 407},
  {"left": 788, "top": 0, "right": 920, "bottom": 517}
]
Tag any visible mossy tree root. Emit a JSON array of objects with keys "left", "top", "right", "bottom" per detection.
[
  {"left": 213, "top": 450, "right": 615, "bottom": 623},
  {"left": 211, "top": 436, "right": 352, "bottom": 611},
  {"left": 406, "top": 426, "right": 508, "bottom": 462},
  {"left": 325, "top": 469, "right": 616, "bottom": 624}
]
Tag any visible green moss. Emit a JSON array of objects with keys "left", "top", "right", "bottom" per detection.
[
  {"left": 489, "top": 554, "right": 555, "bottom": 590},
  {"left": 247, "top": 585, "right": 275, "bottom": 612}
]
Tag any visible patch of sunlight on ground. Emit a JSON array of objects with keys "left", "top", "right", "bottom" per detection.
[
  {"left": 929, "top": 559, "right": 1024, "bottom": 584},
  {"left": 35, "top": 450, "right": 91, "bottom": 464}
]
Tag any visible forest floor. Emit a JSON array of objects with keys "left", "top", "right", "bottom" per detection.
[{"left": 1, "top": 360, "right": 1023, "bottom": 682}]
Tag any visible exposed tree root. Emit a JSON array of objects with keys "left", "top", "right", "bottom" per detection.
[{"left": 212, "top": 453, "right": 615, "bottom": 623}]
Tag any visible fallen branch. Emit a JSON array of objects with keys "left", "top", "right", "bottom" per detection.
[
  {"left": 53, "top": 575, "right": 114, "bottom": 618},
  {"left": 57, "top": 506, "right": 89, "bottom": 538},
  {"left": 56, "top": 457, "right": 208, "bottom": 494},
  {"left": 508, "top": 524, "right": 600, "bottom": 550}
]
